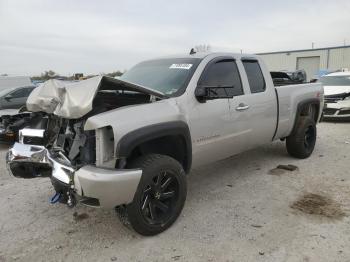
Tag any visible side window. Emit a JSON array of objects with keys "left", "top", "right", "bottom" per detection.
[
  {"left": 200, "top": 59, "right": 244, "bottom": 96},
  {"left": 10, "top": 87, "right": 34, "bottom": 98},
  {"left": 242, "top": 60, "right": 266, "bottom": 93},
  {"left": 24, "top": 87, "right": 35, "bottom": 96}
]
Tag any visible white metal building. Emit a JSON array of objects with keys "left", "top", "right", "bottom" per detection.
[{"left": 257, "top": 45, "right": 350, "bottom": 81}]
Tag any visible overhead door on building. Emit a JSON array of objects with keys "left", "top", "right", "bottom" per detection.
[{"left": 296, "top": 56, "right": 320, "bottom": 81}]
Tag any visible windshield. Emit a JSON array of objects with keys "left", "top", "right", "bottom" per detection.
[
  {"left": 120, "top": 58, "right": 201, "bottom": 96},
  {"left": 320, "top": 75, "right": 350, "bottom": 86}
]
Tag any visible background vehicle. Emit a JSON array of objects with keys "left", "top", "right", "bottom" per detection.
[
  {"left": 0, "top": 86, "right": 36, "bottom": 110},
  {"left": 320, "top": 71, "right": 350, "bottom": 120},
  {"left": 6, "top": 53, "right": 323, "bottom": 236},
  {"left": 0, "top": 86, "right": 36, "bottom": 143},
  {"left": 270, "top": 70, "right": 307, "bottom": 86}
]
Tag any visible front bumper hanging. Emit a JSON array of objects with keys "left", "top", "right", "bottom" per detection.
[{"left": 7, "top": 142, "right": 142, "bottom": 208}]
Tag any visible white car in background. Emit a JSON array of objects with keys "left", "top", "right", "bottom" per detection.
[{"left": 320, "top": 71, "right": 350, "bottom": 120}]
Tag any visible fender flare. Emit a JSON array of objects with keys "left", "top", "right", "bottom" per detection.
[
  {"left": 116, "top": 121, "right": 192, "bottom": 172},
  {"left": 290, "top": 98, "right": 320, "bottom": 136}
]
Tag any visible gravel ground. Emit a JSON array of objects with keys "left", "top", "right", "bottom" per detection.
[{"left": 0, "top": 122, "right": 349, "bottom": 262}]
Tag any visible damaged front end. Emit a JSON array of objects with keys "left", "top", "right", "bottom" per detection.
[
  {"left": 323, "top": 92, "right": 350, "bottom": 120},
  {"left": 7, "top": 138, "right": 142, "bottom": 208},
  {"left": 5, "top": 76, "right": 163, "bottom": 208}
]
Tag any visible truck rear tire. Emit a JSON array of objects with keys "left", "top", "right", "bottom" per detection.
[
  {"left": 286, "top": 117, "right": 316, "bottom": 159},
  {"left": 122, "top": 154, "right": 187, "bottom": 236}
]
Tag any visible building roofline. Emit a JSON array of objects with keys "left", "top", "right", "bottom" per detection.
[{"left": 256, "top": 45, "right": 350, "bottom": 55}]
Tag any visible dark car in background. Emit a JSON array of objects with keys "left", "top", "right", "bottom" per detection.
[
  {"left": 0, "top": 86, "right": 36, "bottom": 110},
  {"left": 0, "top": 86, "right": 36, "bottom": 143},
  {"left": 270, "top": 70, "right": 307, "bottom": 86}
]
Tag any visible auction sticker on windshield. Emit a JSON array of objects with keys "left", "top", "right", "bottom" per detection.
[{"left": 169, "top": 64, "right": 193, "bottom": 70}]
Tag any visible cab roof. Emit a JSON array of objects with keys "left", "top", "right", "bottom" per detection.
[{"left": 154, "top": 52, "right": 259, "bottom": 60}]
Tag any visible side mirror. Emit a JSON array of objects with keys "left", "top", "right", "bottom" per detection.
[
  {"left": 195, "top": 85, "right": 234, "bottom": 102},
  {"left": 194, "top": 86, "right": 208, "bottom": 102},
  {"left": 194, "top": 86, "right": 214, "bottom": 103}
]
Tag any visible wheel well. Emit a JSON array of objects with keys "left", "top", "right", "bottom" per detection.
[
  {"left": 289, "top": 100, "right": 320, "bottom": 137},
  {"left": 126, "top": 135, "right": 190, "bottom": 173},
  {"left": 299, "top": 102, "right": 319, "bottom": 123}
]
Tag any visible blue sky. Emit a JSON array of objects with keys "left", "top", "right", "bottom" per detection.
[{"left": 0, "top": 0, "right": 349, "bottom": 75}]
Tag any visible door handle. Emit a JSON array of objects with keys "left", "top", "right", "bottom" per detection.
[{"left": 235, "top": 103, "right": 249, "bottom": 111}]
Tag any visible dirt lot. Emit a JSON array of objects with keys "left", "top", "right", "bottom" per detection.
[{"left": 0, "top": 122, "right": 349, "bottom": 262}]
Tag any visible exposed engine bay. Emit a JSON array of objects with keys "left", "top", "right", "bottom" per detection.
[{"left": 40, "top": 89, "right": 152, "bottom": 167}]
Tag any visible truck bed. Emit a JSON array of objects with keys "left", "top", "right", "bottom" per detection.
[{"left": 274, "top": 82, "right": 323, "bottom": 140}]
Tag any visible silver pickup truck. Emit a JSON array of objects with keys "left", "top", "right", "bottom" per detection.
[{"left": 6, "top": 52, "right": 323, "bottom": 235}]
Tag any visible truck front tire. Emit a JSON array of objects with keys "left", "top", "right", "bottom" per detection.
[
  {"left": 121, "top": 154, "right": 187, "bottom": 236},
  {"left": 286, "top": 117, "right": 317, "bottom": 159}
]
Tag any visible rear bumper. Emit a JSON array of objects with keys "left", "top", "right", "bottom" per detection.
[{"left": 7, "top": 142, "right": 142, "bottom": 208}]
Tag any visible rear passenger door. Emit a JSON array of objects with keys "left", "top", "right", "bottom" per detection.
[{"left": 230, "top": 58, "right": 277, "bottom": 149}]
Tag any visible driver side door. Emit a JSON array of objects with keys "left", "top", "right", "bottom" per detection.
[{"left": 189, "top": 57, "right": 249, "bottom": 167}]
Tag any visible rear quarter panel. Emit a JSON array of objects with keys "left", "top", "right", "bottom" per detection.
[{"left": 275, "top": 83, "right": 323, "bottom": 139}]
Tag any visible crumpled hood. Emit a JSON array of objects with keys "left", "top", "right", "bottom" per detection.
[{"left": 26, "top": 76, "right": 166, "bottom": 119}]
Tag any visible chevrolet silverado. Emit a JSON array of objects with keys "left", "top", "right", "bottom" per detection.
[{"left": 6, "top": 52, "right": 324, "bottom": 235}]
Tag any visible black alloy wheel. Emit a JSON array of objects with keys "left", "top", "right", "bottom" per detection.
[
  {"left": 140, "top": 170, "right": 179, "bottom": 225},
  {"left": 304, "top": 125, "right": 316, "bottom": 150},
  {"left": 124, "top": 154, "right": 187, "bottom": 236},
  {"left": 286, "top": 116, "right": 317, "bottom": 159}
]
